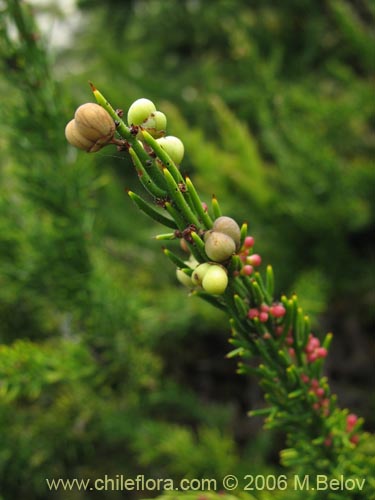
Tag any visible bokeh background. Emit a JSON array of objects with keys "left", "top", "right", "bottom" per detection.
[{"left": 0, "top": 0, "right": 374, "bottom": 498}]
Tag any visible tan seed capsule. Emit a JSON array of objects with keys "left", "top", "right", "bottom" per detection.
[
  {"left": 65, "top": 119, "right": 96, "bottom": 151},
  {"left": 204, "top": 231, "right": 236, "bottom": 262},
  {"left": 213, "top": 216, "right": 241, "bottom": 249},
  {"left": 74, "top": 103, "right": 115, "bottom": 145}
]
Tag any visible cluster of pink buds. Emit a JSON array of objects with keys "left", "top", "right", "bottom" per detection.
[
  {"left": 324, "top": 414, "right": 360, "bottom": 447},
  {"left": 247, "top": 302, "right": 286, "bottom": 323},
  {"left": 301, "top": 375, "right": 330, "bottom": 417},
  {"left": 346, "top": 413, "right": 360, "bottom": 445},
  {"left": 305, "top": 334, "right": 328, "bottom": 363},
  {"left": 238, "top": 236, "right": 261, "bottom": 276}
]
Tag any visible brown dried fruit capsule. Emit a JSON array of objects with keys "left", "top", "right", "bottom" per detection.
[
  {"left": 204, "top": 231, "right": 236, "bottom": 262},
  {"left": 74, "top": 103, "right": 115, "bottom": 146},
  {"left": 65, "top": 119, "right": 97, "bottom": 151}
]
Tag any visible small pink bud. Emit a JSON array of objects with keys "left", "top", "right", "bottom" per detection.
[
  {"left": 350, "top": 434, "right": 359, "bottom": 445},
  {"left": 310, "top": 379, "right": 319, "bottom": 389},
  {"left": 241, "top": 264, "right": 254, "bottom": 276},
  {"left": 260, "top": 303, "right": 269, "bottom": 312},
  {"left": 324, "top": 437, "right": 332, "bottom": 447},
  {"left": 270, "top": 304, "right": 286, "bottom": 318},
  {"left": 288, "top": 348, "right": 295, "bottom": 357},
  {"left": 321, "top": 398, "right": 330, "bottom": 408},
  {"left": 244, "top": 236, "right": 255, "bottom": 248},
  {"left": 263, "top": 332, "right": 272, "bottom": 340},
  {"left": 309, "top": 337, "right": 321, "bottom": 350},
  {"left": 313, "top": 402, "right": 320, "bottom": 411},
  {"left": 275, "top": 326, "right": 283, "bottom": 336},
  {"left": 315, "top": 387, "right": 325, "bottom": 398},
  {"left": 248, "top": 308, "right": 259, "bottom": 320},
  {"left": 259, "top": 311, "right": 269, "bottom": 323},
  {"left": 307, "top": 353, "right": 317, "bottom": 362},
  {"left": 202, "top": 202, "right": 208, "bottom": 212},
  {"left": 301, "top": 374, "right": 310, "bottom": 384},
  {"left": 346, "top": 413, "right": 358, "bottom": 431},
  {"left": 315, "top": 347, "right": 328, "bottom": 359},
  {"left": 247, "top": 254, "right": 262, "bottom": 266}
]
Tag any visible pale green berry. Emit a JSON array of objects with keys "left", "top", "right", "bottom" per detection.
[
  {"left": 176, "top": 268, "right": 193, "bottom": 288},
  {"left": 186, "top": 255, "right": 199, "bottom": 269},
  {"left": 154, "top": 111, "right": 167, "bottom": 132},
  {"left": 127, "top": 98, "right": 156, "bottom": 126},
  {"left": 156, "top": 136, "right": 184, "bottom": 164},
  {"left": 204, "top": 231, "right": 236, "bottom": 262},
  {"left": 192, "top": 263, "right": 211, "bottom": 286},
  {"left": 202, "top": 265, "right": 228, "bottom": 295},
  {"left": 142, "top": 111, "right": 167, "bottom": 138},
  {"left": 213, "top": 216, "right": 241, "bottom": 250}
]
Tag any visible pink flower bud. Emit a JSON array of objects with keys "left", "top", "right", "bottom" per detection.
[
  {"left": 259, "top": 311, "right": 269, "bottom": 323},
  {"left": 275, "top": 326, "right": 283, "bottom": 336},
  {"left": 324, "top": 437, "right": 332, "bottom": 447},
  {"left": 315, "top": 387, "right": 325, "bottom": 398},
  {"left": 247, "top": 308, "right": 259, "bottom": 320},
  {"left": 247, "top": 254, "right": 262, "bottom": 266},
  {"left": 346, "top": 413, "right": 358, "bottom": 431},
  {"left": 310, "top": 379, "right": 319, "bottom": 389},
  {"left": 350, "top": 434, "right": 359, "bottom": 445},
  {"left": 241, "top": 265, "right": 254, "bottom": 276},
  {"left": 270, "top": 304, "right": 286, "bottom": 318},
  {"left": 307, "top": 353, "right": 317, "bottom": 362},
  {"left": 244, "top": 236, "right": 255, "bottom": 248},
  {"left": 315, "top": 347, "right": 327, "bottom": 358}
]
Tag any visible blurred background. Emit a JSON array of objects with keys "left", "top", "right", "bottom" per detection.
[{"left": 0, "top": 0, "right": 374, "bottom": 498}]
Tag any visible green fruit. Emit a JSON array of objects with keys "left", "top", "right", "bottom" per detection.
[
  {"left": 156, "top": 136, "right": 184, "bottom": 164},
  {"left": 127, "top": 98, "right": 156, "bottom": 126},
  {"left": 142, "top": 111, "right": 167, "bottom": 138},
  {"left": 176, "top": 269, "right": 193, "bottom": 288},
  {"left": 192, "top": 263, "right": 211, "bottom": 286},
  {"left": 204, "top": 231, "right": 236, "bottom": 262},
  {"left": 213, "top": 216, "right": 241, "bottom": 249},
  {"left": 202, "top": 265, "right": 228, "bottom": 295},
  {"left": 154, "top": 111, "right": 167, "bottom": 131}
]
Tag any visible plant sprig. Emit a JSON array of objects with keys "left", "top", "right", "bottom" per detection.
[{"left": 64, "top": 85, "right": 370, "bottom": 495}]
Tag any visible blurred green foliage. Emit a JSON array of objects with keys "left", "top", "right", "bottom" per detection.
[{"left": 0, "top": 0, "right": 374, "bottom": 499}]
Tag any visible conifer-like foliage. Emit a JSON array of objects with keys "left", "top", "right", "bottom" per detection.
[{"left": 0, "top": 1, "right": 374, "bottom": 500}]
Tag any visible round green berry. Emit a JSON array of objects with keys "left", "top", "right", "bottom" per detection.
[
  {"left": 156, "top": 136, "right": 184, "bottom": 164},
  {"left": 213, "top": 216, "right": 241, "bottom": 250},
  {"left": 204, "top": 231, "right": 236, "bottom": 262},
  {"left": 142, "top": 111, "right": 167, "bottom": 138},
  {"left": 127, "top": 98, "right": 156, "bottom": 126},
  {"left": 192, "top": 263, "right": 211, "bottom": 286},
  {"left": 176, "top": 268, "right": 193, "bottom": 288},
  {"left": 202, "top": 265, "right": 228, "bottom": 295}
]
